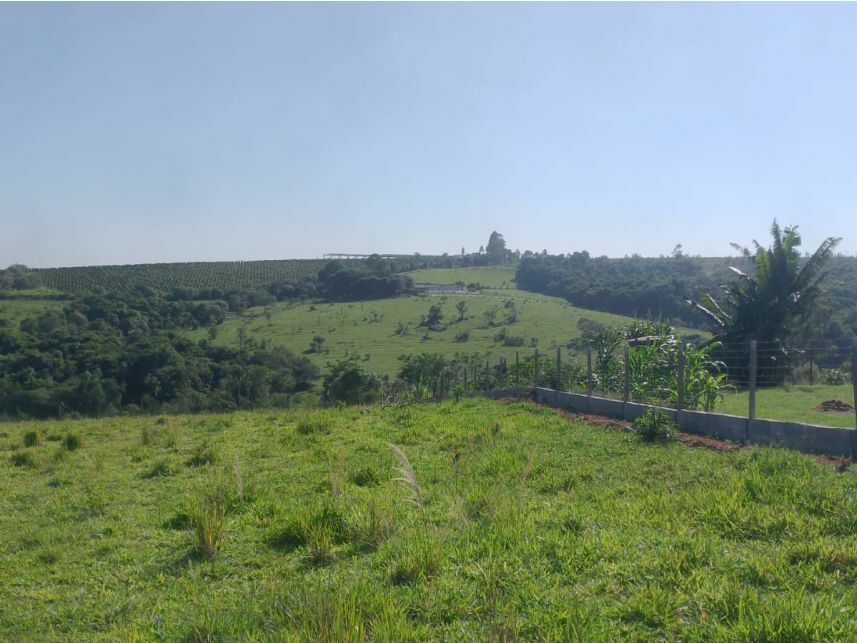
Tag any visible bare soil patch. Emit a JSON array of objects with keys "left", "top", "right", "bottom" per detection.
[{"left": 814, "top": 399, "right": 854, "bottom": 413}]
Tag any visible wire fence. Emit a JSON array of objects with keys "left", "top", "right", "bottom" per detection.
[{"left": 410, "top": 339, "right": 857, "bottom": 427}]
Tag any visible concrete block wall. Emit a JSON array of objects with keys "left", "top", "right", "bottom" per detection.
[{"left": 478, "top": 386, "right": 855, "bottom": 459}]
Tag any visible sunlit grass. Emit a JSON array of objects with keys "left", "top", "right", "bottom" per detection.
[{"left": 1, "top": 398, "right": 856, "bottom": 639}]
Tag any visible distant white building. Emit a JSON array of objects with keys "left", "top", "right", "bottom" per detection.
[{"left": 414, "top": 283, "right": 466, "bottom": 294}]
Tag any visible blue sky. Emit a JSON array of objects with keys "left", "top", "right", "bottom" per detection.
[{"left": 2, "top": 3, "right": 856, "bottom": 267}]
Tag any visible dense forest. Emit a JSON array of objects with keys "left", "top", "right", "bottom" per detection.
[
  {"left": 515, "top": 253, "right": 857, "bottom": 343},
  {"left": 0, "top": 291, "right": 319, "bottom": 419}
]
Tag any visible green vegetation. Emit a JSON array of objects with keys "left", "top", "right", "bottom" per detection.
[
  {"left": 719, "top": 384, "right": 856, "bottom": 428},
  {"left": 405, "top": 265, "right": 517, "bottom": 288},
  {"left": 515, "top": 250, "right": 857, "bottom": 346},
  {"left": 690, "top": 221, "right": 841, "bottom": 384},
  {"left": 2, "top": 398, "right": 856, "bottom": 639},
  {"left": 188, "top": 268, "right": 698, "bottom": 377},
  {"left": 34, "top": 259, "right": 330, "bottom": 294}
]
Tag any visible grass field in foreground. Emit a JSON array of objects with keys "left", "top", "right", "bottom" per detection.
[
  {"left": 2, "top": 398, "right": 857, "bottom": 640},
  {"left": 718, "top": 384, "right": 857, "bottom": 428},
  {"left": 189, "top": 267, "right": 706, "bottom": 377}
]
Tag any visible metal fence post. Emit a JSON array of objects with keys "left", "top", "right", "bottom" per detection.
[
  {"left": 749, "top": 340, "right": 757, "bottom": 420},
  {"left": 677, "top": 343, "right": 685, "bottom": 412},
  {"left": 587, "top": 350, "right": 593, "bottom": 397}
]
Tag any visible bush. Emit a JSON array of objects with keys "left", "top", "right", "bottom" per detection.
[
  {"left": 502, "top": 335, "right": 525, "bottom": 347},
  {"left": 820, "top": 368, "right": 851, "bottom": 385},
  {"left": 633, "top": 409, "right": 677, "bottom": 443},
  {"left": 454, "top": 330, "right": 470, "bottom": 343},
  {"left": 322, "top": 361, "right": 382, "bottom": 405}
]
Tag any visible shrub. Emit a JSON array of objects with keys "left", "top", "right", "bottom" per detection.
[
  {"left": 23, "top": 431, "right": 39, "bottom": 448},
  {"left": 63, "top": 433, "right": 82, "bottom": 451},
  {"left": 633, "top": 409, "right": 677, "bottom": 443},
  {"left": 820, "top": 368, "right": 851, "bottom": 385},
  {"left": 454, "top": 330, "right": 470, "bottom": 343},
  {"left": 502, "top": 334, "right": 525, "bottom": 347}
]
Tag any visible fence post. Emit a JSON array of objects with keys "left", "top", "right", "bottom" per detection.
[
  {"left": 851, "top": 340, "right": 857, "bottom": 427},
  {"left": 749, "top": 340, "right": 757, "bottom": 420},
  {"left": 463, "top": 368, "right": 468, "bottom": 393},
  {"left": 556, "top": 347, "right": 562, "bottom": 390},
  {"left": 515, "top": 351, "right": 519, "bottom": 387},
  {"left": 809, "top": 342, "right": 814, "bottom": 386},
  {"left": 677, "top": 343, "right": 685, "bottom": 412},
  {"left": 486, "top": 360, "right": 491, "bottom": 390},
  {"left": 851, "top": 340, "right": 857, "bottom": 460},
  {"left": 623, "top": 345, "right": 630, "bottom": 403},
  {"left": 587, "top": 350, "right": 593, "bottom": 397},
  {"left": 535, "top": 349, "right": 540, "bottom": 388}
]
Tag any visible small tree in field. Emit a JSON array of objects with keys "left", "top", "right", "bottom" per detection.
[{"left": 455, "top": 301, "right": 467, "bottom": 322}]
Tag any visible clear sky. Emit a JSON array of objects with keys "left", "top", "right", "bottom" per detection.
[{"left": 2, "top": 3, "right": 856, "bottom": 267}]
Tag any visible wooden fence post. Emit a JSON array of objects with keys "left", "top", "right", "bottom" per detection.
[
  {"left": 677, "top": 343, "right": 685, "bottom": 411},
  {"left": 535, "top": 350, "right": 540, "bottom": 388},
  {"left": 587, "top": 350, "right": 593, "bottom": 397},
  {"left": 749, "top": 340, "right": 757, "bottom": 420},
  {"left": 556, "top": 347, "right": 561, "bottom": 390},
  {"left": 623, "top": 345, "right": 630, "bottom": 403}
]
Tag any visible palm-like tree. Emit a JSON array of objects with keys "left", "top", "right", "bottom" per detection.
[{"left": 687, "top": 221, "right": 840, "bottom": 383}]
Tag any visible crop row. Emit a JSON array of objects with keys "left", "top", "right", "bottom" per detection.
[{"left": 36, "top": 260, "right": 329, "bottom": 294}]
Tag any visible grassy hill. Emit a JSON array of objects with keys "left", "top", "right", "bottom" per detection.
[
  {"left": 189, "top": 267, "right": 706, "bottom": 377},
  {"left": 2, "top": 398, "right": 856, "bottom": 640}
]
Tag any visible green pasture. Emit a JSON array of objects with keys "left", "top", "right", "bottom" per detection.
[
  {"left": 404, "top": 265, "right": 518, "bottom": 288},
  {"left": 189, "top": 267, "right": 705, "bottom": 378},
  {"left": 719, "top": 384, "right": 856, "bottom": 428},
  {"left": 2, "top": 398, "right": 856, "bottom": 640}
]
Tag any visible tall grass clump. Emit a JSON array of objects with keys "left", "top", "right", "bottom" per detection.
[
  {"left": 10, "top": 451, "right": 36, "bottom": 468},
  {"left": 62, "top": 432, "right": 82, "bottom": 451},
  {"left": 187, "top": 468, "right": 227, "bottom": 559},
  {"left": 296, "top": 414, "right": 328, "bottom": 436},
  {"left": 23, "top": 431, "right": 40, "bottom": 448}
]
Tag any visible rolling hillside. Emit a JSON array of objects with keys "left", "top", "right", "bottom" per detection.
[{"left": 188, "top": 266, "right": 706, "bottom": 377}]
